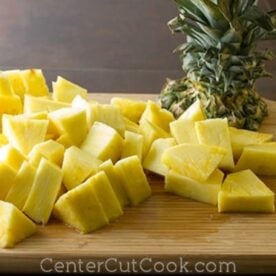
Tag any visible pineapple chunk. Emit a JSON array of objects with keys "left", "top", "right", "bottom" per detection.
[
  {"left": 121, "top": 131, "right": 144, "bottom": 160},
  {"left": 5, "top": 162, "right": 36, "bottom": 210},
  {"left": 0, "top": 201, "right": 37, "bottom": 248},
  {"left": 56, "top": 133, "right": 73, "bottom": 148},
  {"left": 162, "top": 144, "right": 226, "bottom": 182},
  {"left": 98, "top": 160, "right": 129, "bottom": 207},
  {"left": 110, "top": 97, "right": 146, "bottom": 123},
  {"left": 115, "top": 156, "right": 151, "bottom": 206},
  {"left": 235, "top": 143, "right": 276, "bottom": 175},
  {"left": 0, "top": 134, "right": 8, "bottom": 147},
  {"left": 0, "top": 71, "right": 16, "bottom": 96},
  {"left": 86, "top": 172, "right": 123, "bottom": 221},
  {"left": 81, "top": 122, "right": 123, "bottom": 162},
  {"left": 62, "top": 146, "right": 102, "bottom": 190},
  {"left": 140, "top": 100, "right": 174, "bottom": 132},
  {"left": 48, "top": 107, "right": 88, "bottom": 146},
  {"left": 178, "top": 99, "right": 206, "bottom": 121},
  {"left": 0, "top": 144, "right": 27, "bottom": 170},
  {"left": 170, "top": 119, "right": 199, "bottom": 144},
  {"left": 52, "top": 76, "right": 87, "bottom": 103},
  {"left": 143, "top": 138, "right": 176, "bottom": 176},
  {"left": 2, "top": 115, "right": 48, "bottom": 155},
  {"left": 24, "top": 95, "right": 70, "bottom": 113},
  {"left": 0, "top": 163, "right": 17, "bottom": 200},
  {"left": 195, "top": 119, "right": 234, "bottom": 170},
  {"left": 139, "top": 119, "right": 170, "bottom": 155},
  {"left": 28, "top": 140, "right": 65, "bottom": 167},
  {"left": 218, "top": 170, "right": 275, "bottom": 213},
  {"left": 229, "top": 127, "right": 273, "bottom": 159},
  {"left": 23, "top": 158, "right": 63, "bottom": 224},
  {"left": 21, "top": 69, "right": 49, "bottom": 96},
  {"left": 165, "top": 169, "right": 224, "bottom": 205},
  {"left": 123, "top": 116, "right": 140, "bottom": 134},
  {"left": 54, "top": 178, "right": 108, "bottom": 233},
  {"left": 4, "top": 70, "right": 26, "bottom": 100}
]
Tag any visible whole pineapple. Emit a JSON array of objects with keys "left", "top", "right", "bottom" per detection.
[{"left": 160, "top": 0, "right": 276, "bottom": 130}]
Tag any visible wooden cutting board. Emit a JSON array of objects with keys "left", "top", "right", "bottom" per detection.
[{"left": 1, "top": 93, "right": 276, "bottom": 274}]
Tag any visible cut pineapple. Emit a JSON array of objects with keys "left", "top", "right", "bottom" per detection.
[
  {"left": 178, "top": 99, "right": 206, "bottom": 121},
  {"left": 4, "top": 70, "right": 26, "bottom": 100},
  {"left": 23, "top": 158, "right": 63, "bottom": 224},
  {"left": 121, "top": 131, "right": 144, "bottom": 160},
  {"left": 81, "top": 122, "right": 123, "bottom": 162},
  {"left": 48, "top": 107, "right": 88, "bottom": 146},
  {"left": 28, "top": 139, "right": 65, "bottom": 167},
  {"left": 0, "top": 201, "right": 37, "bottom": 248},
  {"left": 123, "top": 116, "right": 140, "bottom": 134},
  {"left": 115, "top": 156, "right": 151, "bottom": 206},
  {"left": 0, "top": 163, "right": 17, "bottom": 200},
  {"left": 24, "top": 95, "right": 70, "bottom": 113},
  {"left": 140, "top": 100, "right": 174, "bottom": 132},
  {"left": 195, "top": 119, "right": 234, "bottom": 170},
  {"left": 86, "top": 172, "right": 123, "bottom": 221},
  {"left": 0, "top": 144, "right": 27, "bottom": 170},
  {"left": 0, "top": 134, "right": 8, "bottom": 147},
  {"left": 21, "top": 69, "right": 49, "bottom": 96},
  {"left": 165, "top": 169, "right": 224, "bottom": 205},
  {"left": 235, "top": 143, "right": 276, "bottom": 175},
  {"left": 2, "top": 115, "right": 48, "bottom": 155},
  {"left": 110, "top": 97, "right": 146, "bottom": 123},
  {"left": 0, "top": 71, "right": 16, "bottom": 96},
  {"left": 56, "top": 133, "right": 73, "bottom": 148},
  {"left": 54, "top": 178, "right": 108, "bottom": 233},
  {"left": 139, "top": 119, "right": 170, "bottom": 155},
  {"left": 229, "top": 127, "right": 273, "bottom": 159},
  {"left": 170, "top": 119, "right": 198, "bottom": 144},
  {"left": 5, "top": 162, "right": 36, "bottom": 210},
  {"left": 218, "top": 170, "right": 275, "bottom": 213},
  {"left": 98, "top": 160, "right": 129, "bottom": 207},
  {"left": 143, "top": 138, "right": 176, "bottom": 176},
  {"left": 162, "top": 144, "right": 226, "bottom": 182},
  {"left": 52, "top": 76, "right": 87, "bottom": 103},
  {"left": 62, "top": 146, "right": 102, "bottom": 190}
]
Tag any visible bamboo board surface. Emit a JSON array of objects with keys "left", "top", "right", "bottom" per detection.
[{"left": 0, "top": 93, "right": 276, "bottom": 274}]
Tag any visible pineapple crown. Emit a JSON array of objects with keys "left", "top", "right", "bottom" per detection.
[{"left": 169, "top": 0, "right": 276, "bottom": 96}]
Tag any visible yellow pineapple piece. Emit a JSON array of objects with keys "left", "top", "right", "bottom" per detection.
[
  {"left": 48, "top": 107, "right": 88, "bottom": 146},
  {"left": 121, "top": 131, "right": 144, "bottom": 160},
  {"left": 0, "top": 134, "right": 8, "bottom": 147},
  {"left": 0, "top": 201, "right": 37, "bottom": 248},
  {"left": 110, "top": 97, "right": 146, "bottom": 123},
  {"left": 17, "top": 111, "right": 48, "bottom": 120},
  {"left": 165, "top": 169, "right": 224, "bottom": 205},
  {"left": 0, "top": 163, "right": 17, "bottom": 200},
  {"left": 2, "top": 115, "right": 48, "bottom": 155},
  {"left": 0, "top": 144, "right": 27, "bottom": 170},
  {"left": 24, "top": 95, "right": 70, "bottom": 113},
  {"left": 62, "top": 146, "right": 102, "bottom": 190},
  {"left": 178, "top": 99, "right": 206, "bottom": 121},
  {"left": 162, "top": 144, "right": 226, "bottom": 182},
  {"left": 5, "top": 162, "right": 36, "bottom": 210},
  {"left": 235, "top": 143, "right": 276, "bottom": 175},
  {"left": 229, "top": 127, "right": 273, "bottom": 159},
  {"left": 21, "top": 69, "right": 49, "bottom": 96},
  {"left": 81, "top": 122, "right": 123, "bottom": 162},
  {"left": 0, "top": 71, "right": 16, "bottom": 96},
  {"left": 28, "top": 140, "right": 65, "bottom": 167},
  {"left": 123, "top": 116, "right": 140, "bottom": 134},
  {"left": 86, "top": 172, "right": 123, "bottom": 221},
  {"left": 139, "top": 119, "right": 170, "bottom": 155},
  {"left": 54, "top": 179, "right": 108, "bottom": 233},
  {"left": 114, "top": 156, "right": 151, "bottom": 206},
  {"left": 4, "top": 70, "right": 26, "bottom": 100},
  {"left": 170, "top": 119, "right": 199, "bottom": 144},
  {"left": 218, "top": 170, "right": 275, "bottom": 213},
  {"left": 52, "top": 76, "right": 87, "bottom": 103},
  {"left": 140, "top": 100, "right": 174, "bottom": 132},
  {"left": 56, "top": 133, "right": 74, "bottom": 148},
  {"left": 195, "top": 118, "right": 234, "bottom": 170},
  {"left": 98, "top": 160, "right": 129, "bottom": 207},
  {"left": 23, "top": 158, "right": 63, "bottom": 224},
  {"left": 143, "top": 138, "right": 176, "bottom": 176}
]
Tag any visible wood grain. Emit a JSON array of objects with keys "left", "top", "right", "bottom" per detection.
[{"left": 0, "top": 94, "right": 276, "bottom": 274}]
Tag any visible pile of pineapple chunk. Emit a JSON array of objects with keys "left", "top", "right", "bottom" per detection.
[{"left": 0, "top": 69, "right": 275, "bottom": 249}]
